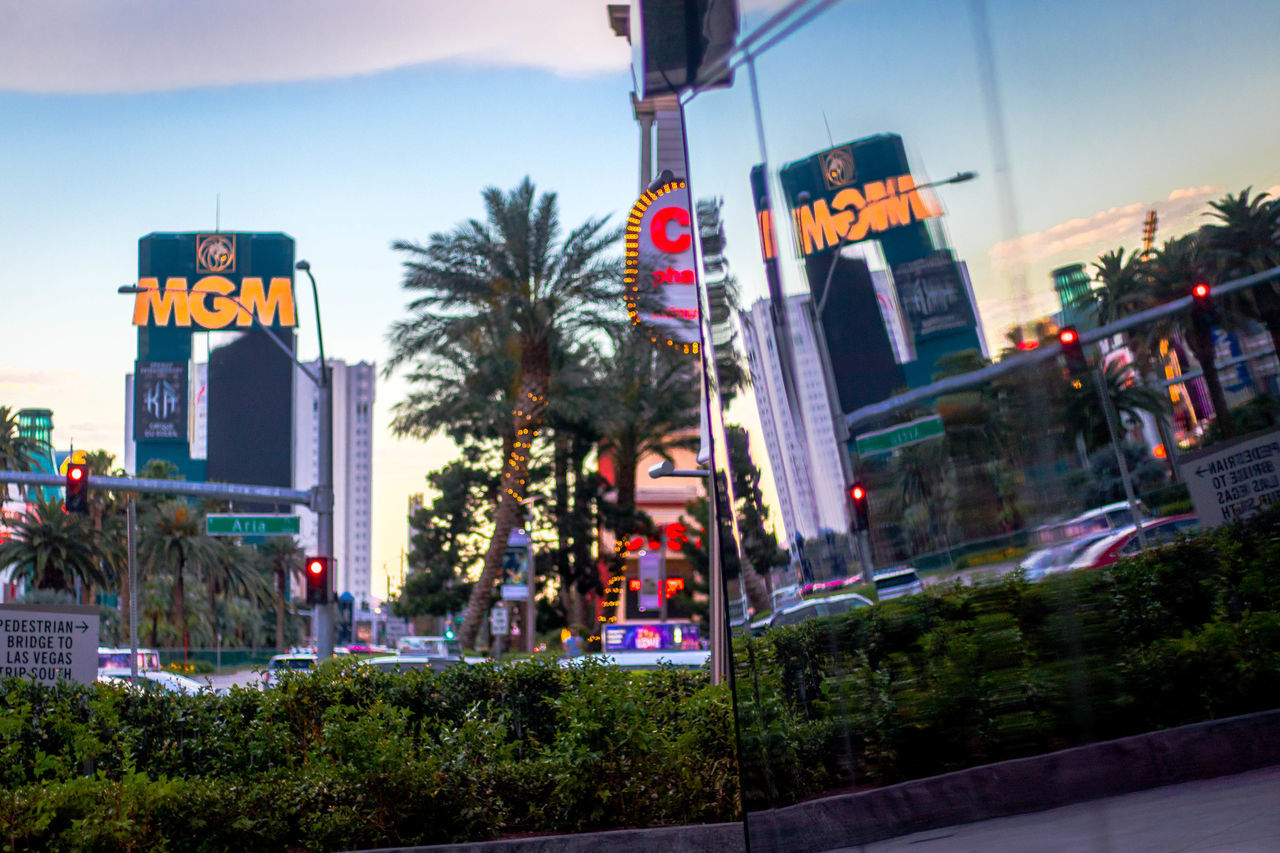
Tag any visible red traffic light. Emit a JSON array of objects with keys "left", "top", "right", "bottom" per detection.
[
  {"left": 64, "top": 462, "right": 90, "bottom": 515},
  {"left": 69, "top": 467, "right": 84, "bottom": 481},
  {"left": 1058, "top": 328, "right": 1078, "bottom": 345},
  {"left": 1192, "top": 282, "right": 1211, "bottom": 299},
  {"left": 851, "top": 484, "right": 866, "bottom": 501},
  {"left": 304, "top": 556, "right": 331, "bottom": 604}
]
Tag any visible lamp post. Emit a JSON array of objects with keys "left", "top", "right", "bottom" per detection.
[{"left": 118, "top": 262, "right": 337, "bottom": 658}]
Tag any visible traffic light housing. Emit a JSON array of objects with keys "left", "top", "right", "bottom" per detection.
[
  {"left": 304, "top": 556, "right": 331, "bottom": 605},
  {"left": 1191, "top": 282, "right": 1218, "bottom": 331},
  {"left": 1058, "top": 326, "right": 1088, "bottom": 376},
  {"left": 64, "top": 463, "right": 89, "bottom": 515},
  {"left": 850, "top": 482, "right": 870, "bottom": 532}
]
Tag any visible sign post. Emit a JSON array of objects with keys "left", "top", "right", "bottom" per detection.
[
  {"left": 1179, "top": 429, "right": 1280, "bottom": 527},
  {"left": 0, "top": 604, "right": 99, "bottom": 686}
]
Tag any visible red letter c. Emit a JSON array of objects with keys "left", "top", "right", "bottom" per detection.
[{"left": 651, "top": 205, "right": 691, "bottom": 254}]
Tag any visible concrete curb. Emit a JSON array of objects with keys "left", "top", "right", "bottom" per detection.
[
  {"left": 748, "top": 708, "right": 1280, "bottom": 852},
  {"left": 351, "top": 708, "right": 1280, "bottom": 853}
]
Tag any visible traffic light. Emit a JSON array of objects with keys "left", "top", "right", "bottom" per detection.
[
  {"left": 304, "top": 556, "right": 330, "bottom": 605},
  {"left": 850, "top": 482, "right": 870, "bottom": 532},
  {"left": 64, "top": 463, "right": 89, "bottom": 515},
  {"left": 1058, "top": 326, "right": 1088, "bottom": 376},
  {"left": 1191, "top": 282, "right": 1218, "bottom": 331}
]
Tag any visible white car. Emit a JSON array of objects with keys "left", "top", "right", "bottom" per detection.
[
  {"left": 97, "top": 670, "right": 206, "bottom": 695},
  {"left": 871, "top": 567, "right": 923, "bottom": 601},
  {"left": 1018, "top": 529, "right": 1117, "bottom": 581},
  {"left": 262, "top": 653, "right": 318, "bottom": 686},
  {"left": 771, "top": 592, "right": 874, "bottom": 627}
]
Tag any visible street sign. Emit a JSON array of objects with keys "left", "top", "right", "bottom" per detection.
[
  {"left": 0, "top": 604, "right": 99, "bottom": 686},
  {"left": 206, "top": 513, "right": 301, "bottom": 536},
  {"left": 489, "top": 605, "right": 509, "bottom": 635},
  {"left": 1179, "top": 429, "right": 1280, "bottom": 528},
  {"left": 855, "top": 414, "right": 945, "bottom": 456}
]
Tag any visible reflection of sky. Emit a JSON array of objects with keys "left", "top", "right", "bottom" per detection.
[{"left": 688, "top": 0, "right": 1280, "bottom": 348}]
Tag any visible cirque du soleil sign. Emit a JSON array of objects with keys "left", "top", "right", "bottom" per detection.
[{"left": 624, "top": 180, "right": 701, "bottom": 354}]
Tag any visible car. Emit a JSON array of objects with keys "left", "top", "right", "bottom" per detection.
[
  {"left": 262, "top": 652, "right": 318, "bottom": 685},
  {"left": 396, "top": 635, "right": 461, "bottom": 658},
  {"left": 559, "top": 650, "right": 710, "bottom": 671},
  {"left": 96, "top": 670, "right": 206, "bottom": 695},
  {"left": 1026, "top": 501, "right": 1152, "bottom": 550},
  {"left": 771, "top": 592, "right": 874, "bottom": 628},
  {"left": 1018, "top": 529, "right": 1118, "bottom": 581},
  {"left": 871, "top": 567, "right": 923, "bottom": 601},
  {"left": 97, "top": 646, "right": 162, "bottom": 673},
  {"left": 1068, "top": 514, "right": 1202, "bottom": 571},
  {"left": 358, "top": 654, "right": 460, "bottom": 673}
]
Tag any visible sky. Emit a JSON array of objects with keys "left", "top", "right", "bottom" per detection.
[{"left": 2, "top": 0, "right": 1279, "bottom": 595}]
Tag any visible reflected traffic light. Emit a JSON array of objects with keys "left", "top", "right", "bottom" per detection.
[{"left": 64, "top": 463, "right": 89, "bottom": 515}]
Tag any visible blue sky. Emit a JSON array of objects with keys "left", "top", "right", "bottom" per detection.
[{"left": 2, "top": 0, "right": 1278, "bottom": 595}]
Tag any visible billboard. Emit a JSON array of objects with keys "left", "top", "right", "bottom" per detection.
[
  {"left": 891, "top": 253, "right": 977, "bottom": 341},
  {"left": 133, "top": 361, "right": 188, "bottom": 442},
  {"left": 602, "top": 622, "right": 702, "bottom": 652},
  {"left": 624, "top": 179, "right": 701, "bottom": 353}
]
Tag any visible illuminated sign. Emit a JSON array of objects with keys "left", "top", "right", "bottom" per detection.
[
  {"left": 624, "top": 180, "right": 700, "bottom": 354},
  {"left": 764, "top": 174, "right": 941, "bottom": 259},
  {"left": 130, "top": 276, "right": 297, "bottom": 330}
]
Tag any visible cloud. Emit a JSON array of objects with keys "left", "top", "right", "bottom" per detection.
[
  {"left": 0, "top": 1, "right": 632, "bottom": 94},
  {"left": 988, "top": 185, "right": 1224, "bottom": 270},
  {"left": 0, "top": 368, "right": 84, "bottom": 388}
]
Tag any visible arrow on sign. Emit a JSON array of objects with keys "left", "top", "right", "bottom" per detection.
[
  {"left": 77, "top": 622, "right": 89, "bottom": 633},
  {"left": 1195, "top": 466, "right": 1209, "bottom": 478}
]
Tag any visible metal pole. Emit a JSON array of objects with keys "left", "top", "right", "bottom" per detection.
[
  {"left": 315, "top": 360, "right": 335, "bottom": 658},
  {"left": 1092, "top": 366, "right": 1148, "bottom": 550},
  {"left": 127, "top": 496, "right": 138, "bottom": 681}
]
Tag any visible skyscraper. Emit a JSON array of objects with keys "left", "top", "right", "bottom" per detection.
[{"left": 293, "top": 360, "right": 376, "bottom": 608}]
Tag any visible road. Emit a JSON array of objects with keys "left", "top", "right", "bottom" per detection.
[
  {"left": 921, "top": 558, "right": 1023, "bottom": 589},
  {"left": 826, "top": 766, "right": 1280, "bottom": 853}
]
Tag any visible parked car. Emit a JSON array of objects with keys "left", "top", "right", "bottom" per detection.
[
  {"left": 359, "top": 654, "right": 460, "bottom": 673},
  {"left": 871, "top": 566, "right": 923, "bottom": 601},
  {"left": 262, "top": 652, "right": 318, "bottom": 685},
  {"left": 771, "top": 592, "right": 874, "bottom": 628},
  {"left": 97, "top": 646, "right": 162, "bottom": 673},
  {"left": 1068, "top": 514, "right": 1202, "bottom": 571},
  {"left": 97, "top": 670, "right": 206, "bottom": 695}
]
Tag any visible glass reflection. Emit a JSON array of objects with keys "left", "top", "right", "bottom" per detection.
[{"left": 682, "top": 0, "right": 1280, "bottom": 849}]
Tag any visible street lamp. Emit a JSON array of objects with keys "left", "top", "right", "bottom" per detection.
[{"left": 118, "top": 265, "right": 337, "bottom": 658}]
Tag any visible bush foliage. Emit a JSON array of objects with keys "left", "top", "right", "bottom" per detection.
[
  {"left": 5, "top": 506, "right": 1280, "bottom": 849},
  {"left": 734, "top": 504, "right": 1280, "bottom": 806}
]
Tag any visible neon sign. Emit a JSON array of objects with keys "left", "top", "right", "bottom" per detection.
[
  {"left": 624, "top": 180, "right": 701, "bottom": 354},
  {"left": 758, "top": 174, "right": 942, "bottom": 260},
  {"left": 130, "top": 276, "right": 297, "bottom": 330}
]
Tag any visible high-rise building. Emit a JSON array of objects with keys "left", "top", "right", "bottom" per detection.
[
  {"left": 741, "top": 297, "right": 849, "bottom": 544},
  {"left": 293, "top": 360, "right": 376, "bottom": 608},
  {"left": 1053, "top": 263, "right": 1094, "bottom": 329}
]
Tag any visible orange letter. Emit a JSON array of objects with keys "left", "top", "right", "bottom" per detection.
[
  {"left": 132, "top": 277, "right": 191, "bottom": 326},
  {"left": 188, "top": 276, "right": 238, "bottom": 329},
  {"left": 237, "top": 277, "right": 297, "bottom": 327}
]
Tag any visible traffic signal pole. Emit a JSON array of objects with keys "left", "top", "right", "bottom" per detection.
[{"left": 315, "top": 365, "right": 336, "bottom": 658}]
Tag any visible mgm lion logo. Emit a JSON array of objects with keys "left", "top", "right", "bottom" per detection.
[
  {"left": 196, "top": 234, "right": 236, "bottom": 273},
  {"left": 820, "top": 146, "right": 856, "bottom": 190}
]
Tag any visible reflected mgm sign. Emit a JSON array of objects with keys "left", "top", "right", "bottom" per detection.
[
  {"left": 134, "top": 361, "right": 188, "bottom": 442},
  {"left": 624, "top": 179, "right": 701, "bottom": 354}
]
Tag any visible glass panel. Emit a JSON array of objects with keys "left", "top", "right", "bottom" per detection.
[{"left": 682, "top": 0, "right": 1280, "bottom": 849}]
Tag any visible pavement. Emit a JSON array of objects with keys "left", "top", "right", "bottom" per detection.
[{"left": 826, "top": 766, "right": 1280, "bottom": 853}]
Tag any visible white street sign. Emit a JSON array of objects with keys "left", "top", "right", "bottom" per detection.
[
  {"left": 489, "top": 605, "right": 509, "bottom": 635},
  {"left": 0, "top": 604, "right": 100, "bottom": 686},
  {"left": 1179, "top": 429, "right": 1280, "bottom": 528}
]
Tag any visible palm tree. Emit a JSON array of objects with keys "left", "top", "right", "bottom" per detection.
[
  {"left": 1061, "top": 358, "right": 1170, "bottom": 454},
  {"left": 387, "top": 178, "right": 622, "bottom": 648},
  {"left": 1149, "top": 232, "right": 1235, "bottom": 438},
  {"left": 260, "top": 536, "right": 304, "bottom": 650},
  {"left": 0, "top": 498, "right": 109, "bottom": 594},
  {"left": 1204, "top": 188, "right": 1280, "bottom": 356},
  {"left": 138, "top": 500, "right": 219, "bottom": 649},
  {"left": 0, "top": 406, "right": 45, "bottom": 473},
  {"left": 1091, "top": 248, "right": 1154, "bottom": 332},
  {"left": 203, "top": 542, "right": 274, "bottom": 649}
]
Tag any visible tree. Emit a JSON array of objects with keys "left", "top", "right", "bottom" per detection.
[
  {"left": 0, "top": 406, "right": 45, "bottom": 474},
  {"left": 1204, "top": 187, "right": 1280, "bottom": 356},
  {"left": 1061, "top": 358, "right": 1169, "bottom": 454},
  {"left": 260, "top": 536, "right": 304, "bottom": 651},
  {"left": 387, "top": 178, "right": 622, "bottom": 648},
  {"left": 138, "top": 500, "right": 219, "bottom": 649},
  {"left": 0, "top": 498, "right": 109, "bottom": 594}
]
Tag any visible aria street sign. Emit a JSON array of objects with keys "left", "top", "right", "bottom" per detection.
[
  {"left": 855, "top": 414, "right": 945, "bottom": 457},
  {"left": 206, "top": 513, "right": 301, "bottom": 536}
]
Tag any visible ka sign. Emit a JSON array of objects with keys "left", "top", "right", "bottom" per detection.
[{"left": 625, "top": 179, "right": 701, "bottom": 354}]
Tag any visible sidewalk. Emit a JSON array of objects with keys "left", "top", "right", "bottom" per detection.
[{"left": 835, "top": 765, "right": 1280, "bottom": 852}]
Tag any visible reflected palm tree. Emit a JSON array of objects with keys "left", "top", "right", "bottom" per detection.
[{"left": 0, "top": 499, "right": 109, "bottom": 594}]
